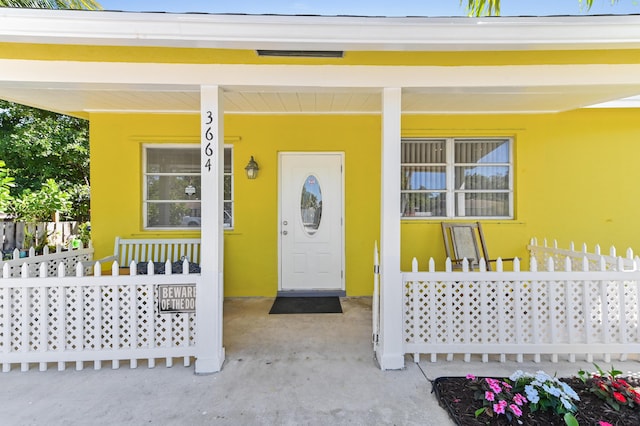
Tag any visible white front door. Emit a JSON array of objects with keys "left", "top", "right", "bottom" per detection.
[{"left": 279, "top": 153, "right": 344, "bottom": 292}]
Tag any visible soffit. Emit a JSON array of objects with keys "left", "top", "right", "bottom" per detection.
[{"left": 2, "top": 82, "right": 640, "bottom": 117}]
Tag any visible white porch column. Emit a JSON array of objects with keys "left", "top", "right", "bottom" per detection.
[
  {"left": 376, "top": 87, "right": 404, "bottom": 370},
  {"left": 195, "top": 85, "right": 225, "bottom": 374}
]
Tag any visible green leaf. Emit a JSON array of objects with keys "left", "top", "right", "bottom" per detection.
[
  {"left": 0, "top": 0, "right": 102, "bottom": 10},
  {"left": 563, "top": 413, "right": 579, "bottom": 426},
  {"left": 474, "top": 407, "right": 485, "bottom": 418},
  {"left": 610, "top": 368, "right": 623, "bottom": 377},
  {"left": 593, "top": 363, "right": 605, "bottom": 376}
]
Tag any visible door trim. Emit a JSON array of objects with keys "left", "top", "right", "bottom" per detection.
[{"left": 277, "top": 151, "right": 345, "bottom": 294}]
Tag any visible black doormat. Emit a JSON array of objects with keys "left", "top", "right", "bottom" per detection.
[{"left": 269, "top": 297, "right": 342, "bottom": 314}]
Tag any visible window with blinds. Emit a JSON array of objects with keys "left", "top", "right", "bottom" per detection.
[
  {"left": 143, "top": 144, "right": 234, "bottom": 229},
  {"left": 401, "top": 138, "right": 513, "bottom": 219}
]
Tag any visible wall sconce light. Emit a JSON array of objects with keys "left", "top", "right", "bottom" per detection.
[{"left": 245, "top": 156, "right": 259, "bottom": 179}]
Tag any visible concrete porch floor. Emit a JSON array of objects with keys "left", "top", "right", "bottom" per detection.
[{"left": 1, "top": 297, "right": 639, "bottom": 425}]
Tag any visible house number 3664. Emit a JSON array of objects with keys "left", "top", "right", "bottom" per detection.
[{"left": 203, "top": 110, "right": 214, "bottom": 172}]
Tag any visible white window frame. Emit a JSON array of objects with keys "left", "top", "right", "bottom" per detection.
[
  {"left": 142, "top": 143, "right": 233, "bottom": 230},
  {"left": 401, "top": 137, "right": 514, "bottom": 219}
]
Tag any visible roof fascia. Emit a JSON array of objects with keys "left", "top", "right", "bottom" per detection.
[{"left": 2, "top": 9, "right": 640, "bottom": 51}]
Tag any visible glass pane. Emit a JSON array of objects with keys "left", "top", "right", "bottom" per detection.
[
  {"left": 224, "top": 202, "right": 233, "bottom": 228},
  {"left": 454, "top": 166, "right": 509, "bottom": 190},
  {"left": 147, "top": 202, "right": 201, "bottom": 227},
  {"left": 147, "top": 148, "right": 200, "bottom": 173},
  {"left": 224, "top": 175, "right": 232, "bottom": 200},
  {"left": 147, "top": 176, "right": 201, "bottom": 200},
  {"left": 224, "top": 147, "right": 232, "bottom": 173},
  {"left": 454, "top": 193, "right": 510, "bottom": 217},
  {"left": 401, "top": 192, "right": 446, "bottom": 217},
  {"left": 301, "top": 175, "right": 322, "bottom": 236},
  {"left": 402, "top": 140, "right": 446, "bottom": 164},
  {"left": 455, "top": 140, "right": 509, "bottom": 164},
  {"left": 402, "top": 166, "right": 446, "bottom": 190}
]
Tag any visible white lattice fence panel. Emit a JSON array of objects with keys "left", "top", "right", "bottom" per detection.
[
  {"left": 172, "top": 313, "right": 193, "bottom": 348},
  {"left": 566, "top": 281, "right": 585, "bottom": 345},
  {"left": 0, "top": 288, "right": 7, "bottom": 353},
  {"left": 0, "top": 271, "right": 198, "bottom": 372},
  {"left": 118, "top": 285, "right": 137, "bottom": 349},
  {"left": 624, "top": 281, "right": 640, "bottom": 343},
  {"left": 482, "top": 281, "right": 500, "bottom": 344},
  {"left": 403, "top": 281, "right": 414, "bottom": 344},
  {"left": 136, "top": 284, "right": 154, "bottom": 349},
  {"left": 65, "top": 287, "right": 83, "bottom": 351},
  {"left": 84, "top": 286, "right": 101, "bottom": 350},
  {"left": 447, "top": 281, "right": 465, "bottom": 345},
  {"left": 466, "top": 280, "right": 482, "bottom": 344},
  {"left": 585, "top": 280, "right": 603, "bottom": 345},
  {"left": 2, "top": 246, "right": 94, "bottom": 278},
  {"left": 10, "top": 288, "right": 25, "bottom": 352},
  {"left": 606, "top": 281, "right": 622, "bottom": 343},
  {"left": 28, "top": 287, "right": 45, "bottom": 352},
  {"left": 47, "top": 287, "right": 64, "bottom": 352},
  {"left": 402, "top": 256, "right": 640, "bottom": 362},
  {"left": 548, "top": 279, "right": 567, "bottom": 344}
]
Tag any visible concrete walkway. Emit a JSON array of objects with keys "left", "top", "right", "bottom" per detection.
[{"left": 1, "top": 297, "right": 639, "bottom": 425}]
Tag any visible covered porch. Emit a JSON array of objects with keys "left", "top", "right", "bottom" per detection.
[{"left": 2, "top": 9, "right": 640, "bottom": 374}]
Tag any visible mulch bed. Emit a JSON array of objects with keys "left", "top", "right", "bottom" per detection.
[{"left": 433, "top": 376, "right": 640, "bottom": 425}]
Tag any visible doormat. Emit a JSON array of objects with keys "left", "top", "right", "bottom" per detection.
[{"left": 269, "top": 297, "right": 342, "bottom": 314}]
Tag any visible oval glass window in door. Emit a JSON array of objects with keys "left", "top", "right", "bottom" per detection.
[{"left": 300, "top": 175, "right": 322, "bottom": 236}]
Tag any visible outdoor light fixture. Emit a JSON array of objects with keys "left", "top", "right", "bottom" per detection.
[{"left": 245, "top": 156, "right": 259, "bottom": 179}]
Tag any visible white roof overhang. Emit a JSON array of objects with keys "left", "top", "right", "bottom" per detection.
[{"left": 2, "top": 8, "right": 640, "bottom": 116}]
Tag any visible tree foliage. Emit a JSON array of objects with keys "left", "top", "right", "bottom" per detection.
[
  {"left": 464, "top": 0, "right": 615, "bottom": 16},
  {"left": 0, "top": 100, "right": 90, "bottom": 221},
  {"left": 0, "top": 0, "right": 101, "bottom": 9},
  {"left": 0, "top": 160, "right": 15, "bottom": 213},
  {"left": 9, "top": 178, "right": 72, "bottom": 224}
]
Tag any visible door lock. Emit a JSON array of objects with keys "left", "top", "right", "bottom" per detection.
[
  {"left": 282, "top": 230, "right": 288, "bottom": 235},
  {"left": 283, "top": 221, "right": 288, "bottom": 225}
]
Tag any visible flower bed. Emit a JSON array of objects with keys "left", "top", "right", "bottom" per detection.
[{"left": 433, "top": 368, "right": 640, "bottom": 425}]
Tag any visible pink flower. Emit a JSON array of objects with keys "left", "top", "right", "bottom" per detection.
[
  {"left": 466, "top": 374, "right": 476, "bottom": 380},
  {"left": 599, "top": 422, "right": 613, "bottom": 426},
  {"left": 493, "top": 400, "right": 507, "bottom": 414},
  {"left": 501, "top": 381, "right": 512, "bottom": 389},
  {"left": 486, "top": 378, "right": 502, "bottom": 394},
  {"left": 485, "top": 391, "right": 495, "bottom": 402},
  {"left": 513, "top": 393, "right": 527, "bottom": 406},
  {"left": 509, "top": 404, "right": 522, "bottom": 417}
]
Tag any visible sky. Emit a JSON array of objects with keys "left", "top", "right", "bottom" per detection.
[{"left": 98, "top": 0, "right": 640, "bottom": 17}]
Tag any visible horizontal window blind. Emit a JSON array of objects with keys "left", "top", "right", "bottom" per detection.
[{"left": 401, "top": 138, "right": 513, "bottom": 219}]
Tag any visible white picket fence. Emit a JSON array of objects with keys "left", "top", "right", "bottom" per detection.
[
  {"left": 402, "top": 243, "right": 640, "bottom": 364},
  {"left": 528, "top": 237, "right": 639, "bottom": 271},
  {"left": 0, "top": 259, "right": 198, "bottom": 372},
  {"left": 0, "top": 243, "right": 94, "bottom": 278}
]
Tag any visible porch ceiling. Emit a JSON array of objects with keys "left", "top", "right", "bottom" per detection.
[
  {"left": 2, "top": 82, "right": 640, "bottom": 117},
  {"left": 3, "top": 10, "right": 640, "bottom": 116}
]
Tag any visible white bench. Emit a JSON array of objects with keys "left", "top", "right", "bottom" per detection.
[{"left": 96, "top": 237, "right": 201, "bottom": 267}]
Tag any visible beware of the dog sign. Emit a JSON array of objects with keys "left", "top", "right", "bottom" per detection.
[{"left": 158, "top": 284, "right": 196, "bottom": 313}]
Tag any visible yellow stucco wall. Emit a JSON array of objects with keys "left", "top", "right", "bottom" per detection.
[
  {"left": 90, "top": 108, "right": 640, "bottom": 296},
  {"left": 401, "top": 109, "right": 640, "bottom": 271},
  {"left": 90, "top": 113, "right": 381, "bottom": 296},
  {"left": 4, "top": 42, "right": 640, "bottom": 66}
]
